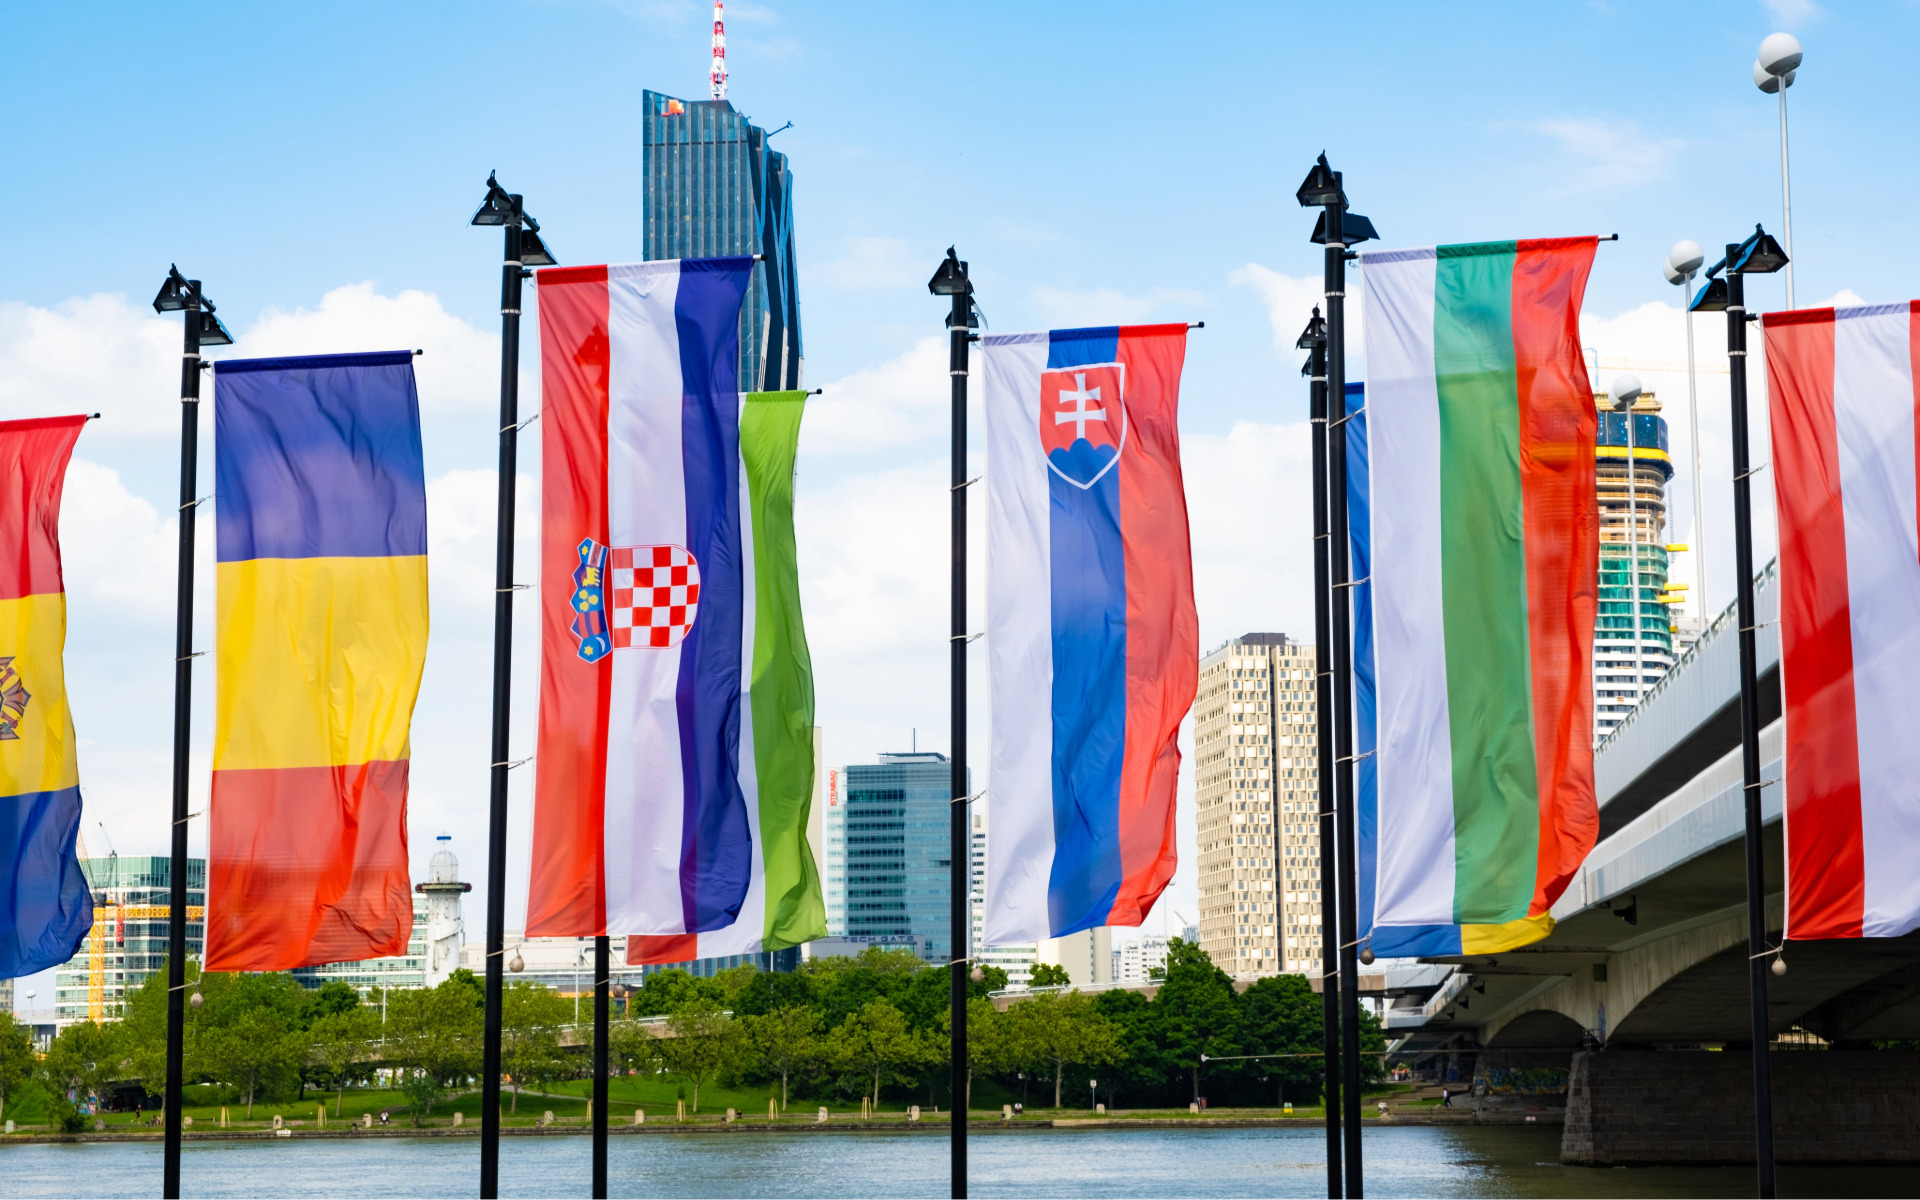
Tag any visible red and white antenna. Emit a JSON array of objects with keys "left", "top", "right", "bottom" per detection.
[{"left": 710, "top": 0, "right": 728, "bottom": 100}]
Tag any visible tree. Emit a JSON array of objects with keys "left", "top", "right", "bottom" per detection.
[
  {"left": 1150, "top": 938, "right": 1241, "bottom": 1102},
  {"left": 1028, "top": 963, "right": 1072, "bottom": 988},
  {"left": 1236, "top": 975, "right": 1324, "bottom": 1102},
  {"left": 732, "top": 968, "right": 817, "bottom": 1017},
  {"left": 935, "top": 997, "right": 1007, "bottom": 1112},
  {"left": 308, "top": 1007, "right": 379, "bottom": 1117},
  {"left": 1090, "top": 988, "right": 1164, "bottom": 1107},
  {"left": 827, "top": 999, "right": 927, "bottom": 1107},
  {"left": 735, "top": 1005, "right": 819, "bottom": 1110},
  {"left": 202, "top": 1005, "right": 301, "bottom": 1119},
  {"left": 44, "top": 1020, "right": 120, "bottom": 1130},
  {"left": 1006, "top": 991, "right": 1120, "bottom": 1108},
  {"left": 628, "top": 968, "right": 723, "bottom": 1018},
  {"left": 387, "top": 977, "right": 483, "bottom": 1125},
  {"left": 500, "top": 983, "right": 571, "bottom": 1114},
  {"left": 0, "top": 1015, "right": 37, "bottom": 1123},
  {"left": 657, "top": 1004, "right": 731, "bottom": 1113}
]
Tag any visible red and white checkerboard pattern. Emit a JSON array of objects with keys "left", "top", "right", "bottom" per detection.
[{"left": 608, "top": 544, "right": 701, "bottom": 649}]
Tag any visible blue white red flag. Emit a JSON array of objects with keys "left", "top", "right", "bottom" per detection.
[
  {"left": 981, "top": 325, "right": 1198, "bottom": 943},
  {"left": 530, "top": 258, "right": 758, "bottom": 938}
]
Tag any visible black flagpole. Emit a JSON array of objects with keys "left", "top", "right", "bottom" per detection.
[
  {"left": 1298, "top": 308, "right": 1342, "bottom": 1199},
  {"left": 1718, "top": 232, "right": 1782, "bottom": 1198},
  {"left": 593, "top": 935, "right": 610, "bottom": 1197},
  {"left": 154, "top": 263, "right": 226, "bottom": 1200},
  {"left": 928, "top": 247, "right": 972, "bottom": 1200}
]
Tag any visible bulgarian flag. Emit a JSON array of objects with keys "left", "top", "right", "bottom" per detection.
[{"left": 1360, "top": 238, "right": 1601, "bottom": 947}]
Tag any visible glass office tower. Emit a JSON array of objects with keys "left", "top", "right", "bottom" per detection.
[
  {"left": 1593, "top": 392, "right": 1676, "bottom": 740},
  {"left": 642, "top": 89, "right": 802, "bottom": 392},
  {"left": 842, "top": 752, "right": 964, "bottom": 963},
  {"left": 54, "top": 856, "right": 205, "bottom": 1024}
]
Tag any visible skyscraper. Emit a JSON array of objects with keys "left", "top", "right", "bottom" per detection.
[
  {"left": 1193, "top": 633, "right": 1320, "bottom": 976},
  {"left": 54, "top": 855, "right": 205, "bottom": 1024},
  {"left": 642, "top": 89, "right": 802, "bottom": 393},
  {"left": 1594, "top": 389, "right": 1678, "bottom": 739},
  {"left": 837, "top": 751, "right": 963, "bottom": 963}
]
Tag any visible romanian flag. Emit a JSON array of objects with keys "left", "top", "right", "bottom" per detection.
[
  {"left": 205, "top": 352, "right": 429, "bottom": 971},
  {"left": 1359, "top": 239, "right": 1600, "bottom": 946},
  {"left": 0, "top": 417, "right": 94, "bottom": 976}
]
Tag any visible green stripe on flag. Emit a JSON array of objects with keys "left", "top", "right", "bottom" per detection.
[
  {"left": 740, "top": 391, "right": 826, "bottom": 950},
  {"left": 1433, "top": 242, "right": 1540, "bottom": 924}
]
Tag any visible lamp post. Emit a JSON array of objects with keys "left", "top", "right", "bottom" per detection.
[
  {"left": 1754, "top": 34, "right": 1803, "bottom": 309},
  {"left": 150, "top": 265, "right": 232, "bottom": 1200},
  {"left": 1690, "top": 224, "right": 1789, "bottom": 1199},
  {"left": 469, "top": 172, "right": 556, "bottom": 1200},
  {"left": 1665, "top": 241, "right": 1709, "bottom": 629},
  {"left": 1294, "top": 306, "right": 1341, "bottom": 1200},
  {"left": 1089, "top": 1080, "right": 1097, "bottom": 1111},
  {"left": 927, "top": 247, "right": 975, "bottom": 1200},
  {"left": 592, "top": 935, "right": 610, "bottom": 1198},
  {"left": 1609, "top": 374, "right": 1645, "bottom": 711},
  {"left": 1296, "top": 152, "right": 1377, "bottom": 1198}
]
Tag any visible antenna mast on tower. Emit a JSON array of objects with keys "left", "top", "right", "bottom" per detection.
[{"left": 710, "top": 1, "right": 728, "bottom": 100}]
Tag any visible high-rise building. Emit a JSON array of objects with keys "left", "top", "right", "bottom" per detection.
[
  {"left": 836, "top": 751, "right": 963, "bottom": 963},
  {"left": 642, "top": 89, "right": 802, "bottom": 393},
  {"left": 1193, "top": 634, "right": 1322, "bottom": 977},
  {"left": 970, "top": 811, "right": 1036, "bottom": 989},
  {"left": 1114, "top": 934, "right": 1171, "bottom": 984},
  {"left": 1594, "top": 390, "right": 1677, "bottom": 740},
  {"left": 1037, "top": 927, "right": 1112, "bottom": 986},
  {"left": 54, "top": 855, "right": 205, "bottom": 1025}
]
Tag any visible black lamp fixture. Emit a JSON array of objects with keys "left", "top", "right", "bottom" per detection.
[
  {"left": 1295, "top": 153, "right": 1379, "bottom": 247},
  {"left": 470, "top": 171, "right": 558, "bottom": 266},
  {"left": 1693, "top": 224, "right": 1788, "bottom": 312},
  {"left": 151, "top": 266, "right": 234, "bottom": 346},
  {"left": 1295, "top": 306, "right": 1327, "bottom": 377},
  {"left": 927, "top": 246, "right": 971, "bottom": 296}
]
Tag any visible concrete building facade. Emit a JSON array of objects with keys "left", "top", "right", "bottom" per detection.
[{"left": 1193, "top": 633, "right": 1322, "bottom": 977}]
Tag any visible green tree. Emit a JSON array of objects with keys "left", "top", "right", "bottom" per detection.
[
  {"left": 501, "top": 983, "right": 571, "bottom": 1114},
  {"left": 935, "top": 996, "right": 1008, "bottom": 1111},
  {"left": 827, "top": 999, "right": 927, "bottom": 1107},
  {"left": 202, "top": 1005, "right": 301, "bottom": 1118},
  {"left": 1006, "top": 991, "right": 1121, "bottom": 1108},
  {"left": 628, "top": 968, "right": 723, "bottom": 1018},
  {"left": 657, "top": 1004, "right": 731, "bottom": 1113},
  {"left": 732, "top": 968, "right": 817, "bottom": 1017},
  {"left": 734, "top": 1005, "right": 819, "bottom": 1110},
  {"left": 1090, "top": 988, "right": 1163, "bottom": 1106},
  {"left": 43, "top": 1020, "right": 120, "bottom": 1129},
  {"left": 386, "top": 977, "right": 483, "bottom": 1124},
  {"left": 1150, "top": 938, "right": 1241, "bottom": 1102},
  {"left": 1028, "top": 963, "right": 1072, "bottom": 988},
  {"left": 0, "top": 1015, "right": 32, "bottom": 1123},
  {"left": 806, "top": 947, "right": 922, "bottom": 1027},
  {"left": 1236, "top": 974, "right": 1324, "bottom": 1102},
  {"left": 308, "top": 1007, "right": 379, "bottom": 1117}
]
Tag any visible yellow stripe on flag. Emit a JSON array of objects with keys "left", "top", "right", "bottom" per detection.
[
  {"left": 1459, "top": 913, "right": 1556, "bottom": 955},
  {"left": 214, "top": 556, "right": 429, "bottom": 771},
  {"left": 0, "top": 592, "right": 78, "bottom": 796}
]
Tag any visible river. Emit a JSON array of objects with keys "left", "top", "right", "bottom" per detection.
[{"left": 0, "top": 1126, "right": 1911, "bottom": 1198}]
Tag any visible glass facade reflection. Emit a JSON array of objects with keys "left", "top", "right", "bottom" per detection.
[
  {"left": 1594, "top": 394, "right": 1676, "bottom": 740},
  {"left": 842, "top": 752, "right": 963, "bottom": 963}
]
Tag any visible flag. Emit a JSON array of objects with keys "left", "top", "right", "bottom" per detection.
[
  {"left": 1360, "top": 239, "right": 1599, "bottom": 936},
  {"left": 980, "top": 324, "right": 1197, "bottom": 944},
  {"left": 205, "top": 351, "right": 429, "bottom": 971},
  {"left": 0, "top": 416, "right": 94, "bottom": 976},
  {"left": 533, "top": 258, "right": 822, "bottom": 949},
  {"left": 1765, "top": 301, "right": 1920, "bottom": 940}
]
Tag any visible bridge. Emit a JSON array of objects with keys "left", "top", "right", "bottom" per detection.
[{"left": 1380, "top": 562, "right": 1920, "bottom": 1163}]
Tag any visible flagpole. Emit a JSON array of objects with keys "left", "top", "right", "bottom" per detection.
[
  {"left": 156, "top": 265, "right": 219, "bottom": 1200},
  {"left": 1722, "top": 246, "right": 1778, "bottom": 1200},
  {"left": 592, "top": 934, "right": 610, "bottom": 1197},
  {"left": 928, "top": 247, "right": 972, "bottom": 1200},
  {"left": 1298, "top": 307, "right": 1342, "bottom": 1200}
]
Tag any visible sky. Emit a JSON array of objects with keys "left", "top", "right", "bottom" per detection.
[{"left": 6, "top": 0, "right": 1916, "bottom": 1005}]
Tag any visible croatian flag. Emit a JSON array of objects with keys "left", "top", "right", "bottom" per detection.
[
  {"left": 530, "top": 258, "right": 759, "bottom": 938},
  {"left": 1765, "top": 301, "right": 1920, "bottom": 940},
  {"left": 981, "top": 325, "right": 1197, "bottom": 944}
]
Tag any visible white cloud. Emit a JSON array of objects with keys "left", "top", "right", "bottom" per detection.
[
  {"left": 1229, "top": 263, "right": 1364, "bottom": 365},
  {"left": 1524, "top": 118, "right": 1683, "bottom": 193},
  {"left": 0, "top": 294, "right": 182, "bottom": 438},
  {"left": 1761, "top": 0, "right": 1821, "bottom": 25},
  {"left": 799, "top": 335, "right": 947, "bottom": 454},
  {"left": 1029, "top": 286, "right": 1208, "bottom": 327},
  {"left": 811, "top": 236, "right": 923, "bottom": 291},
  {"left": 57, "top": 458, "right": 179, "bottom": 625}
]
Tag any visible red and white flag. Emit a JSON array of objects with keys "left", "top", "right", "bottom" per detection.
[{"left": 1766, "top": 301, "right": 1920, "bottom": 940}]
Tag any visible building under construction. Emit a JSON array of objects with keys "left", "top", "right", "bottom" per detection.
[{"left": 52, "top": 855, "right": 205, "bottom": 1025}]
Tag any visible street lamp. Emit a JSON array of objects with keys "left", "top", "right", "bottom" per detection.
[
  {"left": 151, "top": 263, "right": 231, "bottom": 1200},
  {"left": 927, "top": 245, "right": 973, "bottom": 1200},
  {"left": 470, "top": 171, "right": 556, "bottom": 1200},
  {"left": 1608, "top": 373, "right": 1646, "bottom": 715},
  {"left": 1698, "top": 223, "right": 1789, "bottom": 1200},
  {"left": 1296, "top": 150, "right": 1374, "bottom": 1200},
  {"left": 1089, "top": 1079, "right": 1098, "bottom": 1111},
  {"left": 1754, "top": 33, "right": 1803, "bottom": 308},
  {"left": 1665, "top": 240, "right": 1710, "bottom": 633}
]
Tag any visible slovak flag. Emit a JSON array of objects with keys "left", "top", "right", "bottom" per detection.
[
  {"left": 981, "top": 325, "right": 1198, "bottom": 944},
  {"left": 1766, "top": 301, "right": 1920, "bottom": 940},
  {"left": 530, "top": 258, "right": 758, "bottom": 938}
]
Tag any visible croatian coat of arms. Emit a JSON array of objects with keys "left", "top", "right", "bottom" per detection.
[
  {"left": 568, "top": 538, "right": 702, "bottom": 663},
  {"left": 0, "top": 657, "right": 29, "bottom": 741}
]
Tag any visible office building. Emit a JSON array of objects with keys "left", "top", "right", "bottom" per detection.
[
  {"left": 1594, "top": 390, "right": 1679, "bottom": 740},
  {"left": 54, "top": 855, "right": 205, "bottom": 1025},
  {"left": 971, "top": 810, "right": 1036, "bottom": 988},
  {"left": 642, "top": 89, "right": 802, "bottom": 393},
  {"left": 835, "top": 751, "right": 963, "bottom": 963},
  {"left": 1115, "top": 934, "right": 1171, "bottom": 984},
  {"left": 1194, "top": 633, "right": 1322, "bottom": 977},
  {"left": 1037, "top": 926, "right": 1112, "bottom": 986},
  {"left": 293, "top": 899, "right": 434, "bottom": 994}
]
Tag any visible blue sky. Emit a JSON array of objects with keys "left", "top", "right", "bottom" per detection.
[{"left": 4, "top": 0, "right": 1910, "bottom": 998}]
